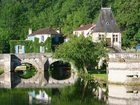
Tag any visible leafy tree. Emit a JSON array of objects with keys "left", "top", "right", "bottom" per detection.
[
  {"left": 54, "top": 36, "right": 107, "bottom": 73},
  {"left": 112, "top": 0, "right": 140, "bottom": 47}
]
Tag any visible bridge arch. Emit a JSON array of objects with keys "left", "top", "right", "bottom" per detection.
[
  {"left": 14, "top": 63, "right": 37, "bottom": 79},
  {"left": 49, "top": 60, "right": 71, "bottom": 80}
]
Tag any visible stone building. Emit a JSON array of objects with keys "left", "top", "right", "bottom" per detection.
[{"left": 73, "top": 7, "right": 121, "bottom": 49}]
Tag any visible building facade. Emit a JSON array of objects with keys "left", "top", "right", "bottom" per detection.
[
  {"left": 92, "top": 7, "right": 121, "bottom": 49},
  {"left": 73, "top": 8, "right": 121, "bottom": 49},
  {"left": 15, "top": 28, "right": 63, "bottom": 53},
  {"left": 73, "top": 23, "right": 96, "bottom": 37}
]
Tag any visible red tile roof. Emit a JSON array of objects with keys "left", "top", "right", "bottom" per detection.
[
  {"left": 75, "top": 23, "right": 96, "bottom": 31},
  {"left": 29, "top": 28, "right": 60, "bottom": 36}
]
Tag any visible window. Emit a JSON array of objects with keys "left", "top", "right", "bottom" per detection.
[
  {"left": 99, "top": 34, "right": 104, "bottom": 40},
  {"left": 116, "top": 35, "right": 118, "bottom": 42},
  {"left": 113, "top": 35, "right": 115, "bottom": 42},
  {"left": 41, "top": 36, "right": 44, "bottom": 42},
  {"left": 106, "top": 22, "right": 109, "bottom": 25},
  {"left": 113, "top": 35, "right": 118, "bottom": 42},
  {"left": 18, "top": 45, "right": 22, "bottom": 49},
  {"left": 99, "top": 35, "right": 102, "bottom": 40}
]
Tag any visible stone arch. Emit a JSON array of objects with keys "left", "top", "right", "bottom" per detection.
[
  {"left": 49, "top": 60, "right": 71, "bottom": 80},
  {"left": 11, "top": 57, "right": 46, "bottom": 88},
  {"left": 21, "top": 60, "right": 40, "bottom": 72},
  {"left": 14, "top": 62, "right": 37, "bottom": 79}
]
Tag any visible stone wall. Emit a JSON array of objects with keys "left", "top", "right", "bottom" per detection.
[
  {"left": 108, "top": 85, "right": 140, "bottom": 105},
  {"left": 0, "top": 54, "right": 11, "bottom": 88},
  {"left": 108, "top": 53, "right": 140, "bottom": 84}
]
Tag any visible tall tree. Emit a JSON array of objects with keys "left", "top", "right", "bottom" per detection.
[{"left": 54, "top": 36, "right": 107, "bottom": 73}]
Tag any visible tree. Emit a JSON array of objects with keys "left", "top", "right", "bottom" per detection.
[{"left": 54, "top": 36, "right": 107, "bottom": 73}]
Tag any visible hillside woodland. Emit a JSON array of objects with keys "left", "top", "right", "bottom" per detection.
[{"left": 0, "top": 0, "right": 139, "bottom": 53}]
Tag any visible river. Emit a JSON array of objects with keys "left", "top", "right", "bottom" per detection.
[{"left": 0, "top": 78, "right": 140, "bottom": 105}]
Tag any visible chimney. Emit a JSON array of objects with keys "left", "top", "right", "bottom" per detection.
[
  {"left": 56, "top": 29, "right": 60, "bottom": 33},
  {"left": 28, "top": 28, "right": 32, "bottom": 35},
  {"left": 56, "top": 27, "right": 61, "bottom": 33}
]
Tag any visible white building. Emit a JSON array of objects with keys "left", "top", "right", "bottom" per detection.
[
  {"left": 15, "top": 28, "right": 62, "bottom": 53},
  {"left": 73, "top": 23, "right": 96, "bottom": 37},
  {"left": 73, "top": 7, "right": 122, "bottom": 49},
  {"left": 92, "top": 7, "right": 121, "bottom": 49}
]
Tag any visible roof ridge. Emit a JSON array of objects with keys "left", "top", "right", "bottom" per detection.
[
  {"left": 74, "top": 23, "right": 96, "bottom": 31},
  {"left": 28, "top": 28, "right": 60, "bottom": 36}
]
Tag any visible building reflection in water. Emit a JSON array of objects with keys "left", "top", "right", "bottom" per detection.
[{"left": 108, "top": 84, "right": 140, "bottom": 105}]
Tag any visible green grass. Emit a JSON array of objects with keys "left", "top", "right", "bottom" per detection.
[
  {"left": 93, "top": 74, "right": 108, "bottom": 82},
  {"left": 88, "top": 70, "right": 107, "bottom": 82},
  {"left": 0, "top": 68, "right": 4, "bottom": 75}
]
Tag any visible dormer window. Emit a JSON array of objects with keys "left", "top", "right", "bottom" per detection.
[{"left": 106, "top": 22, "right": 109, "bottom": 25}]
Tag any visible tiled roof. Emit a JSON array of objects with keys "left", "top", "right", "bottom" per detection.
[
  {"left": 93, "top": 8, "right": 120, "bottom": 32},
  {"left": 75, "top": 23, "right": 96, "bottom": 31},
  {"left": 29, "top": 28, "right": 60, "bottom": 36}
]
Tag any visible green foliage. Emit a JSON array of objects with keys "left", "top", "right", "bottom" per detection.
[
  {"left": 112, "top": 0, "right": 140, "bottom": 47},
  {"left": 9, "top": 40, "right": 33, "bottom": 53},
  {"left": 0, "top": 0, "right": 139, "bottom": 53},
  {"left": 0, "top": 68, "right": 4, "bottom": 75},
  {"left": 44, "top": 37, "right": 52, "bottom": 52},
  {"left": 0, "top": 40, "right": 3, "bottom": 53},
  {"left": 54, "top": 36, "right": 107, "bottom": 73},
  {"left": 33, "top": 38, "right": 40, "bottom": 53},
  {"left": 10, "top": 36, "right": 53, "bottom": 53}
]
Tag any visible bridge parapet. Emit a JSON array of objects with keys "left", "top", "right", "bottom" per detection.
[
  {"left": 109, "top": 53, "right": 140, "bottom": 62},
  {"left": 14, "top": 53, "right": 50, "bottom": 59}
]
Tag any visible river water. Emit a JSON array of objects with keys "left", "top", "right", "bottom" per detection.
[{"left": 0, "top": 81, "right": 140, "bottom": 105}]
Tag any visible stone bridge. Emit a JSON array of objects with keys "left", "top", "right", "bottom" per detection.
[{"left": 0, "top": 53, "right": 77, "bottom": 88}]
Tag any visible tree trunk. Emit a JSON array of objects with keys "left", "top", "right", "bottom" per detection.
[
  {"left": 81, "top": 80, "right": 88, "bottom": 100},
  {"left": 83, "top": 65, "right": 88, "bottom": 73}
]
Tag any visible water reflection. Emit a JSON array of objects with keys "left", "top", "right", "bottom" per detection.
[{"left": 108, "top": 84, "right": 140, "bottom": 105}]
